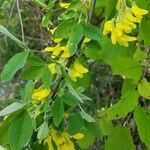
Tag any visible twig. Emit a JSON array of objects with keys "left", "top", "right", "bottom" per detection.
[
  {"left": 17, "top": 0, "right": 25, "bottom": 43},
  {"left": 50, "top": 0, "right": 96, "bottom": 98}
]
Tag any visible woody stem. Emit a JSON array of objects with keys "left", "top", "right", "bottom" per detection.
[{"left": 51, "top": 0, "right": 96, "bottom": 99}]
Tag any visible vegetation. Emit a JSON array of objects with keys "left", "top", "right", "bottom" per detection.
[{"left": 0, "top": 0, "right": 150, "bottom": 149}]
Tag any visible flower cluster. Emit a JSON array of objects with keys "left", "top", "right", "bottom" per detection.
[
  {"left": 44, "top": 28, "right": 89, "bottom": 82},
  {"left": 44, "top": 128, "right": 84, "bottom": 150},
  {"left": 103, "top": 2, "right": 148, "bottom": 47}
]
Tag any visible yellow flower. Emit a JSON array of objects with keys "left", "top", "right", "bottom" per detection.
[
  {"left": 116, "top": 23, "right": 132, "bottom": 33},
  {"left": 45, "top": 45, "right": 71, "bottom": 59},
  {"left": 32, "top": 87, "right": 51, "bottom": 101},
  {"left": 131, "top": 5, "right": 148, "bottom": 16},
  {"left": 59, "top": 46, "right": 71, "bottom": 58},
  {"left": 59, "top": 140, "right": 75, "bottom": 150},
  {"left": 45, "top": 127, "right": 84, "bottom": 150},
  {"left": 70, "top": 133, "right": 84, "bottom": 140},
  {"left": 116, "top": 0, "right": 122, "bottom": 11},
  {"left": 103, "top": 20, "right": 115, "bottom": 35},
  {"left": 45, "top": 46, "right": 58, "bottom": 52},
  {"left": 50, "top": 27, "right": 62, "bottom": 43},
  {"left": 83, "top": 37, "right": 91, "bottom": 44},
  {"left": 103, "top": 2, "right": 148, "bottom": 47},
  {"left": 68, "top": 62, "right": 88, "bottom": 82},
  {"left": 72, "top": 62, "right": 89, "bottom": 74},
  {"left": 44, "top": 136, "right": 54, "bottom": 150},
  {"left": 125, "top": 12, "right": 139, "bottom": 23},
  {"left": 48, "top": 63, "right": 56, "bottom": 74},
  {"left": 50, "top": 27, "right": 57, "bottom": 35},
  {"left": 59, "top": 2, "right": 70, "bottom": 9}
]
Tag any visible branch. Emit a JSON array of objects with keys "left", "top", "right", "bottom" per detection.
[
  {"left": 17, "top": 0, "right": 25, "bottom": 43},
  {"left": 51, "top": 0, "right": 96, "bottom": 98}
]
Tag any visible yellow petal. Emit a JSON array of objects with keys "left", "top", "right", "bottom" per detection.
[
  {"left": 125, "top": 12, "right": 139, "bottom": 22},
  {"left": 131, "top": 5, "right": 148, "bottom": 16},
  {"left": 73, "top": 63, "right": 88, "bottom": 74},
  {"left": 70, "top": 77, "right": 77, "bottom": 82},
  {"left": 59, "top": 46, "right": 71, "bottom": 58},
  {"left": 123, "top": 35, "right": 137, "bottom": 42},
  {"left": 59, "top": 140, "right": 75, "bottom": 150},
  {"left": 32, "top": 87, "right": 51, "bottom": 101},
  {"left": 123, "top": 18, "right": 136, "bottom": 29},
  {"left": 44, "top": 136, "right": 54, "bottom": 150},
  {"left": 116, "top": 0, "right": 122, "bottom": 11},
  {"left": 59, "top": 2, "right": 70, "bottom": 9},
  {"left": 51, "top": 49, "right": 61, "bottom": 59},
  {"left": 45, "top": 46, "right": 58, "bottom": 52},
  {"left": 103, "top": 20, "right": 115, "bottom": 35},
  {"left": 53, "top": 38, "right": 62, "bottom": 43},
  {"left": 48, "top": 63, "right": 56, "bottom": 74},
  {"left": 71, "top": 133, "right": 84, "bottom": 140},
  {"left": 116, "top": 23, "right": 132, "bottom": 33},
  {"left": 111, "top": 33, "right": 117, "bottom": 45},
  {"left": 83, "top": 38, "right": 91, "bottom": 43},
  {"left": 50, "top": 27, "right": 57, "bottom": 34},
  {"left": 69, "top": 69, "right": 83, "bottom": 78},
  {"left": 118, "top": 38, "right": 129, "bottom": 47}
]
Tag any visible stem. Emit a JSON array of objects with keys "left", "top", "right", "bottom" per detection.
[
  {"left": 51, "top": 0, "right": 96, "bottom": 99},
  {"left": 17, "top": 0, "right": 25, "bottom": 43}
]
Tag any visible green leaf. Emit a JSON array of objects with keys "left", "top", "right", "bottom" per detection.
[
  {"left": 0, "top": 115, "right": 14, "bottom": 146},
  {"left": 121, "top": 79, "right": 137, "bottom": 95},
  {"left": 112, "top": 57, "right": 142, "bottom": 82},
  {"left": 37, "top": 121, "right": 50, "bottom": 140},
  {"left": 100, "top": 36, "right": 135, "bottom": 65},
  {"left": 21, "top": 65, "right": 44, "bottom": 80},
  {"left": 0, "top": 26, "right": 27, "bottom": 49},
  {"left": 83, "top": 23, "right": 101, "bottom": 41},
  {"left": 80, "top": 111, "right": 95, "bottom": 122},
  {"left": 77, "top": 130, "right": 95, "bottom": 149},
  {"left": 61, "top": 92, "right": 78, "bottom": 107},
  {"left": 27, "top": 56, "right": 45, "bottom": 66},
  {"left": 42, "top": 13, "right": 52, "bottom": 27},
  {"left": 23, "top": 80, "right": 35, "bottom": 101},
  {"left": 68, "top": 23, "right": 83, "bottom": 55},
  {"left": 0, "top": 102, "right": 25, "bottom": 116},
  {"left": 53, "top": 20, "right": 76, "bottom": 39},
  {"left": 42, "top": 66, "right": 52, "bottom": 88},
  {"left": 68, "top": 113, "right": 84, "bottom": 135},
  {"left": 105, "top": 0, "right": 117, "bottom": 19},
  {"left": 66, "top": 79, "right": 83, "bottom": 103},
  {"left": 134, "top": 0, "right": 149, "bottom": 9},
  {"left": 139, "top": 17, "right": 150, "bottom": 45},
  {"left": 99, "top": 118, "right": 113, "bottom": 135},
  {"left": 100, "top": 91, "right": 139, "bottom": 120},
  {"left": 8, "top": 111, "right": 33, "bottom": 150},
  {"left": 105, "top": 126, "right": 135, "bottom": 150},
  {"left": 53, "top": 97, "right": 64, "bottom": 127},
  {"left": 134, "top": 106, "right": 150, "bottom": 149},
  {"left": 32, "top": 0, "right": 50, "bottom": 10},
  {"left": 133, "top": 49, "right": 148, "bottom": 62},
  {"left": 138, "top": 80, "right": 150, "bottom": 100},
  {"left": 1, "top": 51, "right": 29, "bottom": 81},
  {"left": 85, "top": 121, "right": 101, "bottom": 137},
  {"left": 84, "top": 40, "right": 102, "bottom": 60}
]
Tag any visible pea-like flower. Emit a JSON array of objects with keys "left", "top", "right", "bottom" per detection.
[
  {"left": 103, "top": 2, "right": 148, "bottom": 47},
  {"left": 44, "top": 128, "right": 84, "bottom": 150},
  {"left": 45, "top": 45, "right": 71, "bottom": 59},
  {"left": 59, "top": 2, "right": 70, "bottom": 9},
  {"left": 32, "top": 86, "right": 51, "bottom": 101},
  {"left": 68, "top": 62, "right": 89, "bottom": 81}
]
